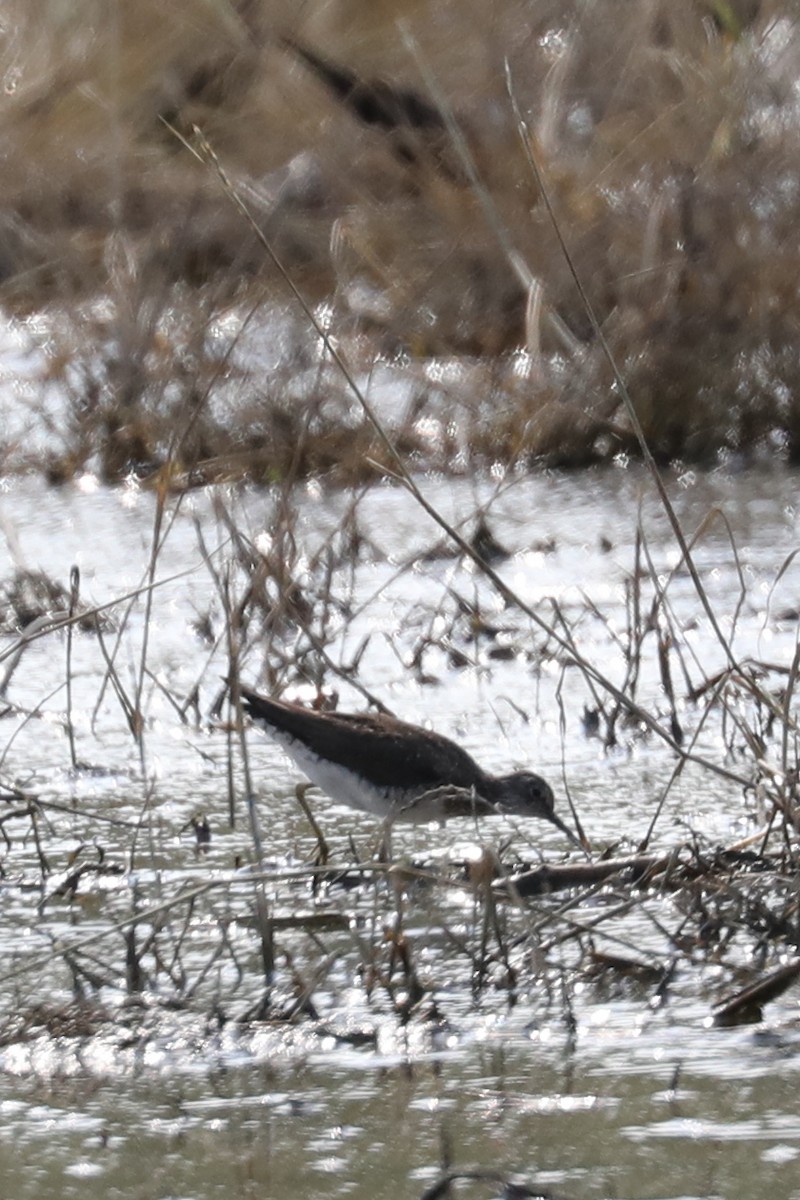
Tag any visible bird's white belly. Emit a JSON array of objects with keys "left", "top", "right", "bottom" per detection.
[
  {"left": 270, "top": 730, "right": 403, "bottom": 819},
  {"left": 257, "top": 724, "right": 487, "bottom": 823}
]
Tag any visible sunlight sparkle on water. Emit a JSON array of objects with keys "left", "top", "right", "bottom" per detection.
[{"left": 63, "top": 1162, "right": 105, "bottom": 1178}]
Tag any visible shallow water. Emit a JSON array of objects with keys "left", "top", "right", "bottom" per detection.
[
  {"left": 3, "top": 1010, "right": 800, "bottom": 1198},
  {"left": 1, "top": 463, "right": 800, "bottom": 1198}
]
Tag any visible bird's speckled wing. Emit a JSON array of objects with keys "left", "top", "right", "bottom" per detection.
[{"left": 240, "top": 688, "right": 488, "bottom": 793}]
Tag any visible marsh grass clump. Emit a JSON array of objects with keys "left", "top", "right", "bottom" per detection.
[
  {"left": 0, "top": 0, "right": 797, "bottom": 478},
  {"left": 0, "top": 567, "right": 100, "bottom": 633}
]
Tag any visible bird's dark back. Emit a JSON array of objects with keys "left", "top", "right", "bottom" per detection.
[{"left": 240, "top": 690, "right": 489, "bottom": 793}]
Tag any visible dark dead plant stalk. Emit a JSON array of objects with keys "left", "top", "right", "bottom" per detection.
[{"left": 224, "top": 573, "right": 275, "bottom": 989}]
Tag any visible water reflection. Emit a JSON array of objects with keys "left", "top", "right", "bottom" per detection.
[{"left": 3, "top": 1040, "right": 800, "bottom": 1198}]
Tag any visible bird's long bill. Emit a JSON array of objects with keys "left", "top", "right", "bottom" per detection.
[{"left": 549, "top": 809, "right": 587, "bottom": 850}]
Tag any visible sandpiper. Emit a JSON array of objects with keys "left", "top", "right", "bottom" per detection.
[{"left": 239, "top": 685, "right": 579, "bottom": 842}]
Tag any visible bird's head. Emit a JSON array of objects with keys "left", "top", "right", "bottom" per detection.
[{"left": 493, "top": 771, "right": 583, "bottom": 846}]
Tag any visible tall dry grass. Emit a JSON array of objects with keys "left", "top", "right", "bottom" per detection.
[{"left": 0, "top": 0, "right": 797, "bottom": 478}]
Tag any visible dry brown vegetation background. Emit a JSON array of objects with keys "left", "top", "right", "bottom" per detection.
[{"left": 0, "top": 0, "right": 798, "bottom": 481}]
